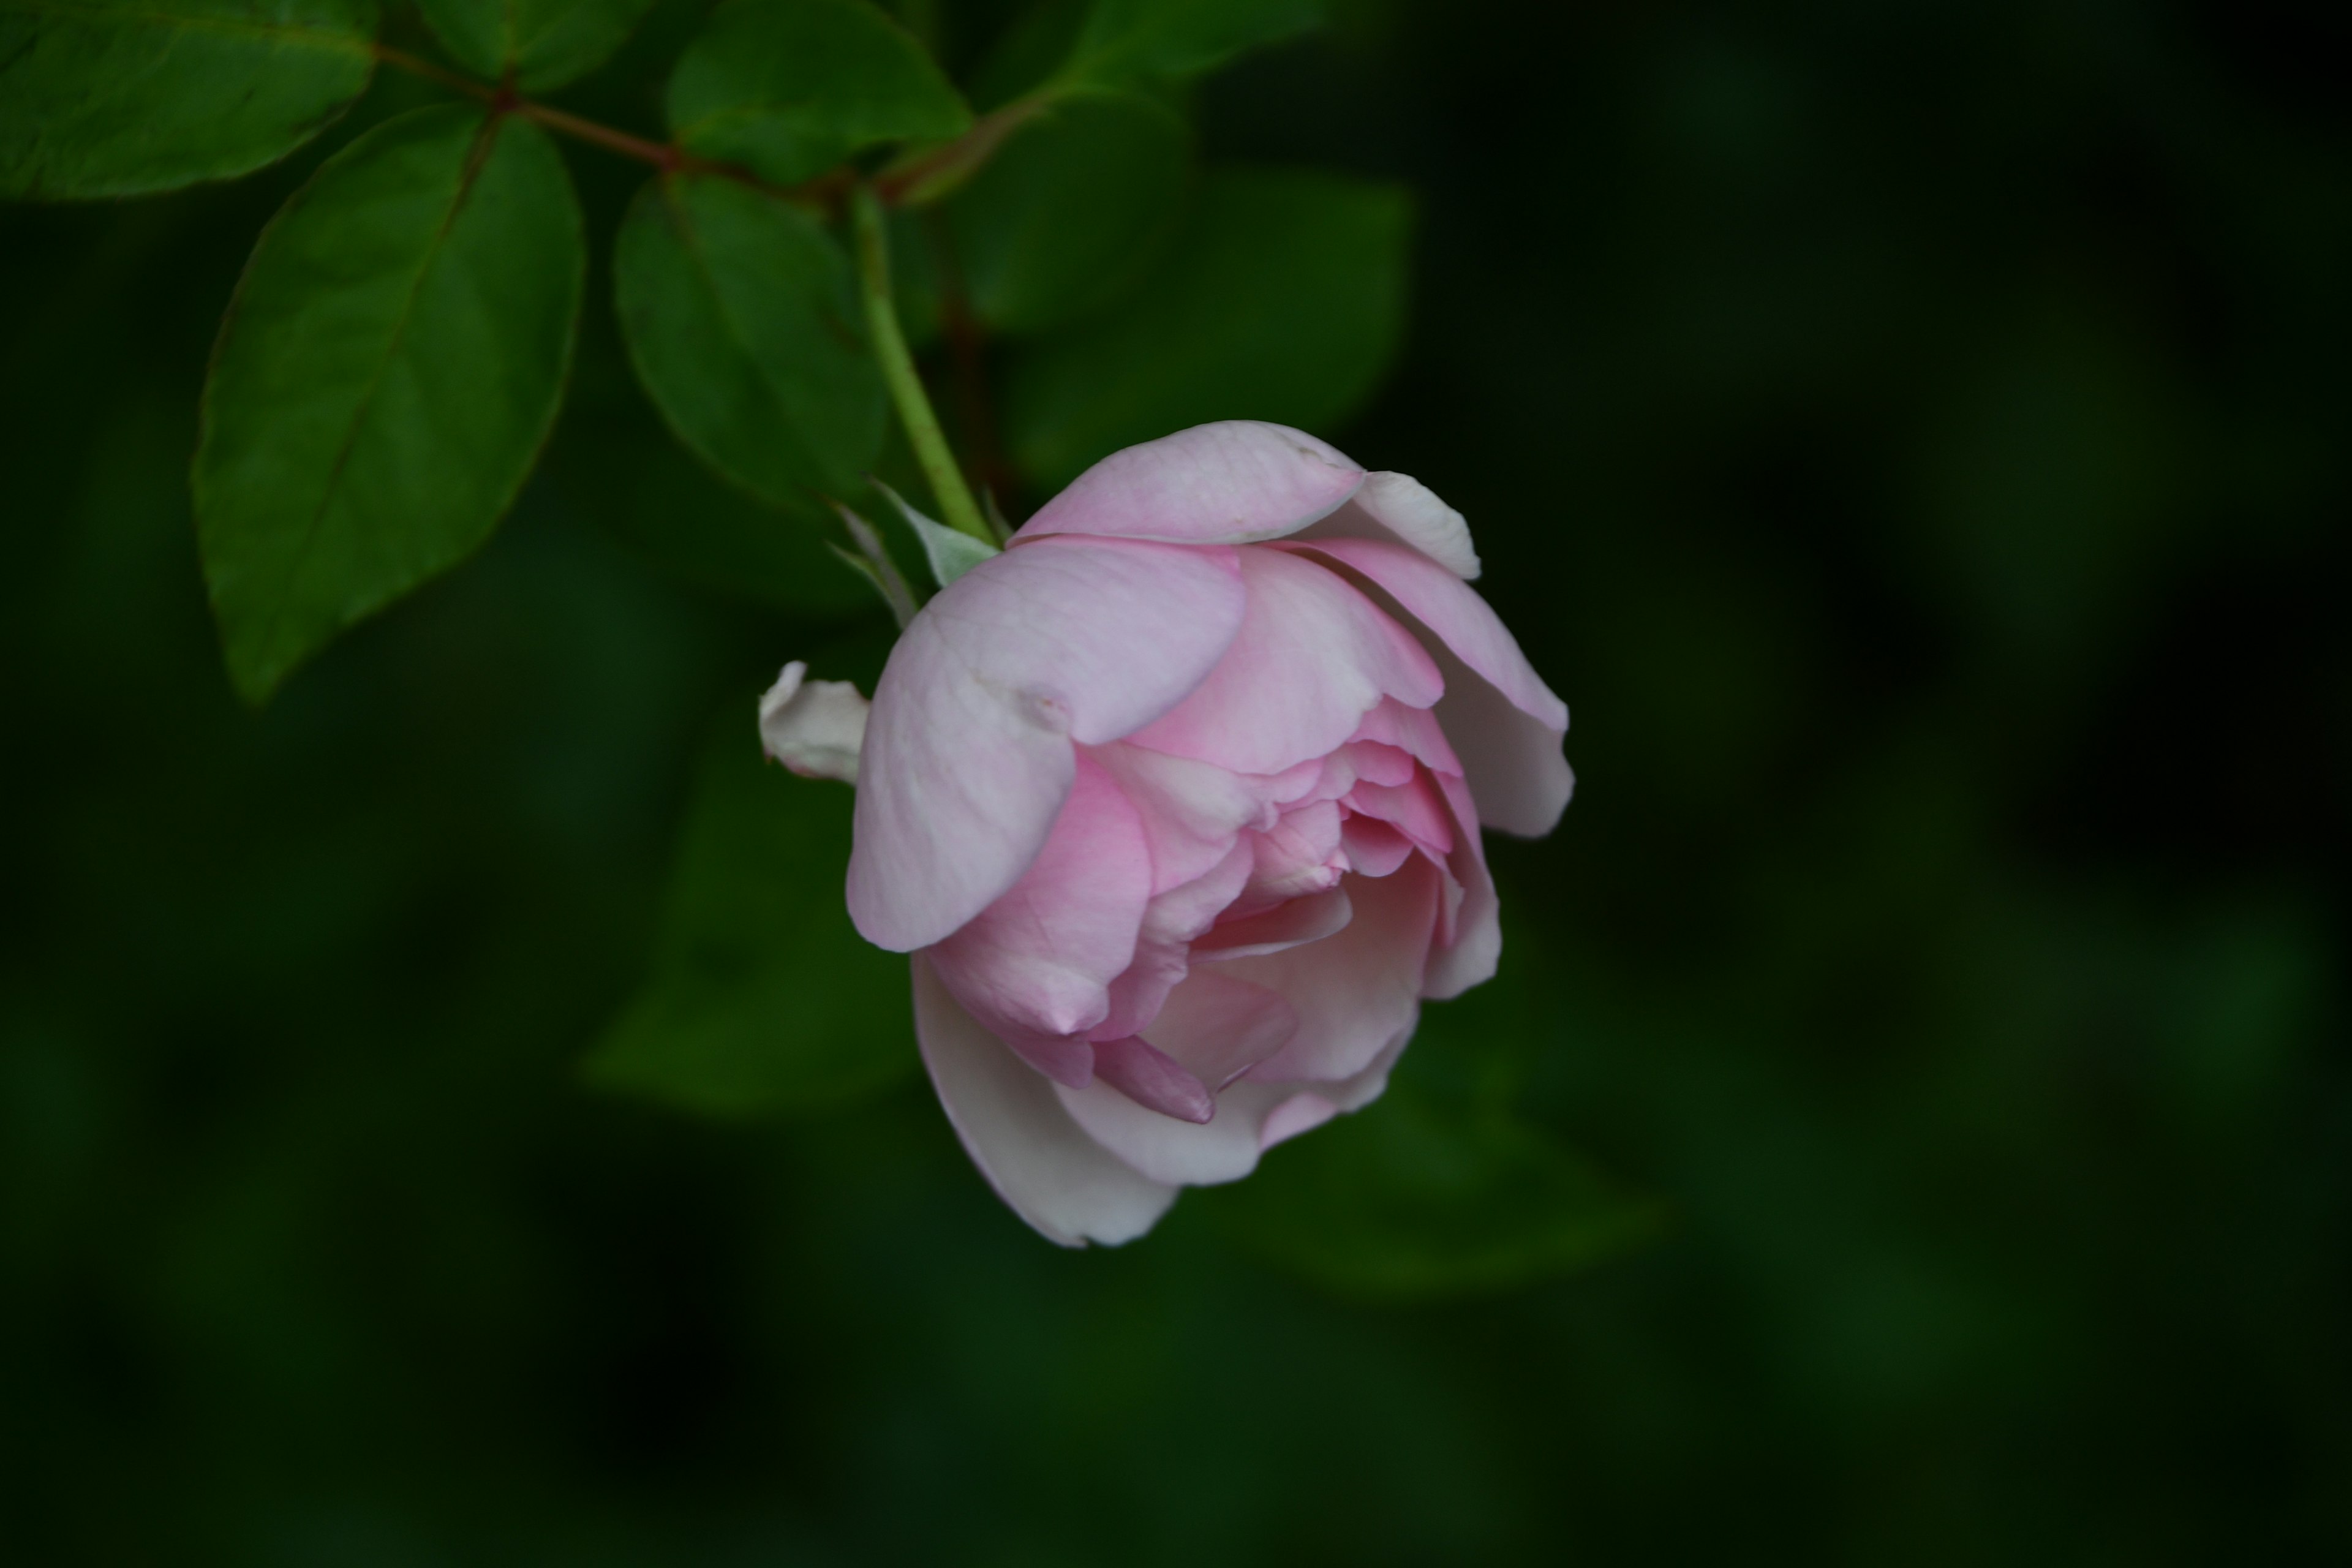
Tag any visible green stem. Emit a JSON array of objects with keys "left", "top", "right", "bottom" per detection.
[{"left": 850, "top": 183, "right": 992, "bottom": 546}]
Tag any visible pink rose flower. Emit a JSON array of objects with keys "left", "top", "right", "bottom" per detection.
[{"left": 761, "top": 421, "right": 1571, "bottom": 1245}]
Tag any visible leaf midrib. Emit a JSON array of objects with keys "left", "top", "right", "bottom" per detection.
[{"left": 255, "top": 112, "right": 505, "bottom": 672}]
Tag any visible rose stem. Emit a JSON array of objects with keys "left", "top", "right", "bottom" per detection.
[{"left": 849, "top": 182, "right": 994, "bottom": 548}]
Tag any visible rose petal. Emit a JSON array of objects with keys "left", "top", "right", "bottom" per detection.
[
  {"left": 1013, "top": 421, "right": 1364, "bottom": 548},
  {"left": 1196, "top": 884, "right": 1355, "bottom": 961},
  {"left": 1128, "top": 546, "right": 1443, "bottom": 777},
  {"left": 1345, "top": 770, "right": 1455, "bottom": 857},
  {"left": 1058, "top": 1076, "right": 1297, "bottom": 1186},
  {"left": 927, "top": 753, "right": 1153, "bottom": 1062},
  {"left": 1257, "top": 1093, "right": 1340, "bottom": 1148},
  {"left": 1091, "top": 1035, "right": 1215, "bottom": 1124},
  {"left": 1278, "top": 538, "right": 1572, "bottom": 836},
  {"left": 1144, "top": 971, "right": 1300, "bottom": 1089},
  {"left": 756, "top": 662, "right": 868, "bottom": 784},
  {"left": 849, "top": 537, "right": 1245, "bottom": 951},
  {"left": 1241, "top": 798, "right": 1347, "bottom": 910},
  {"left": 1340, "top": 817, "right": 1415, "bottom": 877},
  {"left": 1351, "top": 699, "right": 1463, "bottom": 778},
  {"left": 1293, "top": 470, "right": 1482, "bottom": 579},
  {"left": 913, "top": 954, "right": 1177, "bottom": 1247},
  {"left": 1420, "top": 771, "right": 1500, "bottom": 1000},
  {"left": 1088, "top": 742, "right": 1271, "bottom": 894},
  {"left": 1091, "top": 838, "right": 1256, "bottom": 1042},
  {"left": 1219, "top": 854, "right": 1441, "bottom": 1084}
]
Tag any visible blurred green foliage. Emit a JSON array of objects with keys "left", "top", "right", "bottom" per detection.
[{"left": 3, "top": 0, "right": 2350, "bottom": 1562}]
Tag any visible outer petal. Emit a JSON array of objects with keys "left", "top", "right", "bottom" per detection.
[
  {"left": 1420, "top": 771, "right": 1500, "bottom": 1000},
  {"left": 1293, "top": 470, "right": 1482, "bottom": 579},
  {"left": 1218, "top": 855, "right": 1442, "bottom": 1085},
  {"left": 927, "top": 753, "right": 1153, "bottom": 1059},
  {"left": 1013, "top": 421, "right": 1364, "bottom": 548},
  {"left": 1278, "top": 538, "right": 1572, "bottom": 837},
  {"left": 849, "top": 537, "right": 1245, "bottom": 951},
  {"left": 1058, "top": 979, "right": 1385, "bottom": 1188},
  {"left": 913, "top": 955, "right": 1177, "bottom": 1247},
  {"left": 756, "top": 662, "right": 868, "bottom": 784},
  {"left": 1127, "top": 546, "right": 1443, "bottom": 777}
]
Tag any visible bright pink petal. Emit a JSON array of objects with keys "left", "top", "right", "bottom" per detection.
[
  {"left": 913, "top": 955, "right": 1176, "bottom": 1246},
  {"left": 1292, "top": 470, "right": 1482, "bottom": 579},
  {"left": 1421, "top": 771, "right": 1500, "bottom": 1000},
  {"left": 1218, "top": 855, "right": 1442, "bottom": 1084},
  {"left": 1128, "top": 546, "right": 1443, "bottom": 777},
  {"left": 1279, "top": 538, "right": 1572, "bottom": 837},
  {"left": 1013, "top": 421, "right": 1364, "bottom": 549},
  {"left": 849, "top": 537, "right": 1245, "bottom": 951},
  {"left": 927, "top": 753, "right": 1153, "bottom": 1063}
]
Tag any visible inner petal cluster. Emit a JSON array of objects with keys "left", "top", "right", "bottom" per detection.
[{"left": 922, "top": 545, "right": 1491, "bottom": 1161}]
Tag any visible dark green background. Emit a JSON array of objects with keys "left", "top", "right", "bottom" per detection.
[{"left": 4, "top": 0, "right": 2347, "bottom": 1561}]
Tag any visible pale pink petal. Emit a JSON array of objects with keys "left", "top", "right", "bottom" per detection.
[
  {"left": 927, "top": 754, "right": 1153, "bottom": 1059},
  {"left": 913, "top": 955, "right": 1176, "bottom": 1246},
  {"left": 1126, "top": 547, "right": 1443, "bottom": 777},
  {"left": 848, "top": 537, "right": 1246, "bottom": 952},
  {"left": 1058, "top": 968, "right": 1392, "bottom": 1188},
  {"left": 1013, "top": 421, "right": 1364, "bottom": 548},
  {"left": 1346, "top": 770, "right": 1455, "bottom": 856},
  {"left": 1087, "top": 742, "right": 1270, "bottom": 894},
  {"left": 1340, "top": 817, "right": 1415, "bottom": 877},
  {"left": 1142, "top": 971, "right": 1300, "bottom": 1089},
  {"left": 1292, "top": 470, "right": 1481, "bottom": 579},
  {"left": 1257, "top": 1093, "right": 1340, "bottom": 1148},
  {"left": 1351, "top": 698, "right": 1462, "bottom": 778},
  {"left": 1194, "top": 885, "right": 1354, "bottom": 960},
  {"left": 1256, "top": 758, "right": 1332, "bottom": 807},
  {"left": 1092, "top": 1035, "right": 1214, "bottom": 1124},
  {"left": 757, "top": 662, "right": 869, "bottom": 784},
  {"left": 1338, "top": 740, "right": 1417, "bottom": 788},
  {"left": 1279, "top": 538, "right": 1572, "bottom": 837},
  {"left": 1421, "top": 771, "right": 1500, "bottom": 1000},
  {"left": 1091, "top": 839, "right": 1255, "bottom": 1041},
  {"left": 1218, "top": 856, "right": 1442, "bottom": 1084},
  {"left": 1240, "top": 798, "right": 1347, "bottom": 911}
]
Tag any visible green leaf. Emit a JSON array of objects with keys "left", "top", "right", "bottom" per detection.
[
  {"left": 1060, "top": 0, "right": 1319, "bottom": 88},
  {"left": 414, "top": 0, "right": 657, "bottom": 90},
  {"left": 612, "top": 172, "right": 886, "bottom": 508},
  {"left": 0, "top": 0, "right": 378, "bottom": 200},
  {"left": 943, "top": 89, "right": 1188, "bottom": 336},
  {"left": 195, "top": 104, "right": 584, "bottom": 704},
  {"left": 1003, "top": 165, "right": 1411, "bottom": 488},
  {"left": 1212, "top": 1077, "right": 1662, "bottom": 1299},
  {"left": 1205, "top": 976, "right": 1661, "bottom": 1300},
  {"left": 666, "top": 0, "right": 970, "bottom": 186},
  {"left": 587, "top": 719, "right": 916, "bottom": 1118}
]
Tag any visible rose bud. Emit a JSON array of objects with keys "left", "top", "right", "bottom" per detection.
[{"left": 761, "top": 421, "right": 1571, "bottom": 1245}]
